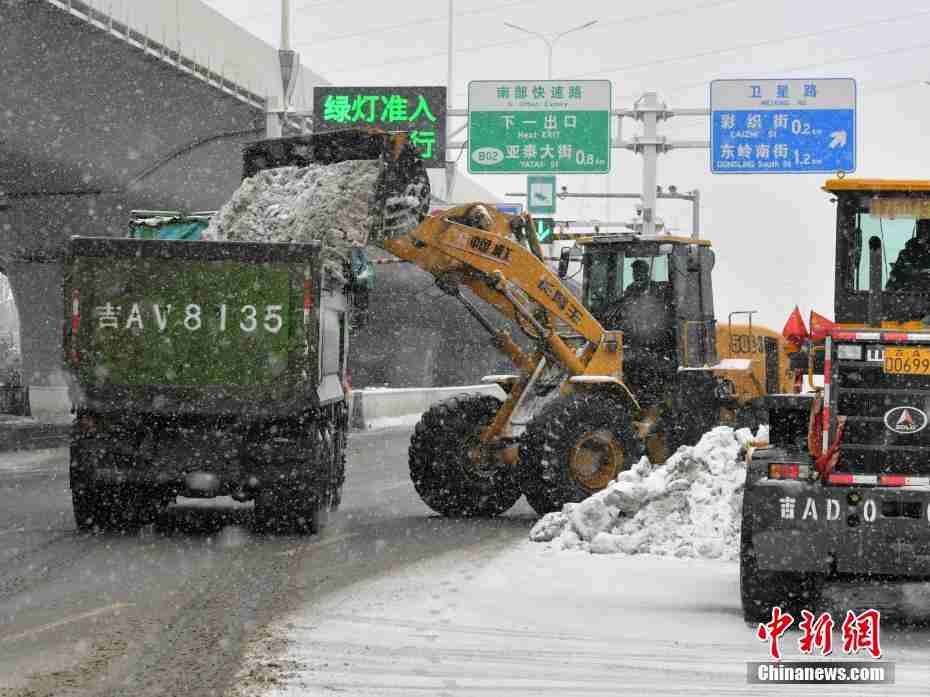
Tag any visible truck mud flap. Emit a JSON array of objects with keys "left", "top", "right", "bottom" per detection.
[{"left": 746, "top": 480, "right": 930, "bottom": 576}]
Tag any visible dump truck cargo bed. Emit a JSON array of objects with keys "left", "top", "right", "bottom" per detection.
[{"left": 65, "top": 236, "right": 347, "bottom": 417}]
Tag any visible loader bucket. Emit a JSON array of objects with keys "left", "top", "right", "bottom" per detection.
[{"left": 241, "top": 130, "right": 431, "bottom": 245}]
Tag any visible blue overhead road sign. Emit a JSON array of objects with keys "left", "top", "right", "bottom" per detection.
[{"left": 710, "top": 78, "right": 856, "bottom": 174}]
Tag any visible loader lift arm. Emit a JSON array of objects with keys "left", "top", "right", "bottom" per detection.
[{"left": 382, "top": 203, "right": 637, "bottom": 447}]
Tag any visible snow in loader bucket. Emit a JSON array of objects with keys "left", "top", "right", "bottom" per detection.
[{"left": 205, "top": 130, "right": 431, "bottom": 254}]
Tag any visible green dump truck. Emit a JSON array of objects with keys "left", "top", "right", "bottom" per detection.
[
  {"left": 64, "top": 237, "right": 351, "bottom": 532},
  {"left": 63, "top": 130, "right": 431, "bottom": 533}
]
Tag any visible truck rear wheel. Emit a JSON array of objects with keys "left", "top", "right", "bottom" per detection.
[
  {"left": 519, "top": 391, "right": 641, "bottom": 516},
  {"left": 71, "top": 472, "right": 104, "bottom": 532},
  {"left": 71, "top": 453, "right": 158, "bottom": 532},
  {"left": 740, "top": 505, "right": 822, "bottom": 623},
  {"left": 71, "top": 479, "right": 154, "bottom": 532},
  {"left": 408, "top": 394, "right": 521, "bottom": 517},
  {"left": 254, "top": 415, "right": 344, "bottom": 534},
  {"left": 254, "top": 487, "right": 326, "bottom": 534}
]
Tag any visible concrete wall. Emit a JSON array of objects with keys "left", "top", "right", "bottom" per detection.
[
  {"left": 348, "top": 257, "right": 519, "bottom": 389},
  {"left": 0, "top": 2, "right": 265, "bottom": 204},
  {"left": 47, "top": 0, "right": 328, "bottom": 106}
]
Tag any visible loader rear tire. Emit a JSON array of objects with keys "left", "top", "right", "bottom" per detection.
[
  {"left": 519, "top": 391, "right": 641, "bottom": 516},
  {"left": 409, "top": 394, "right": 521, "bottom": 518}
]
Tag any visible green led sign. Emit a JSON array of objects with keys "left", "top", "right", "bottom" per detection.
[{"left": 313, "top": 86, "right": 447, "bottom": 168}]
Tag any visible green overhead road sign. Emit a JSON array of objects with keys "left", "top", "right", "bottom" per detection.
[
  {"left": 467, "top": 80, "right": 611, "bottom": 174},
  {"left": 527, "top": 175, "right": 557, "bottom": 215}
]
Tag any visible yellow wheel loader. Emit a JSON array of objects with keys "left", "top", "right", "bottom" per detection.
[{"left": 381, "top": 204, "right": 797, "bottom": 516}]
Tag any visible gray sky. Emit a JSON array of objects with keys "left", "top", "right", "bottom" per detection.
[{"left": 203, "top": 0, "right": 930, "bottom": 332}]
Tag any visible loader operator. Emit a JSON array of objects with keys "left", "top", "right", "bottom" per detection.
[
  {"left": 601, "top": 259, "right": 664, "bottom": 324},
  {"left": 623, "top": 259, "right": 652, "bottom": 298},
  {"left": 886, "top": 219, "right": 930, "bottom": 292},
  {"left": 601, "top": 258, "right": 676, "bottom": 407}
]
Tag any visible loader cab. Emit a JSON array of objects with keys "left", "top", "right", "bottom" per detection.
[
  {"left": 578, "top": 234, "right": 719, "bottom": 404},
  {"left": 827, "top": 178, "right": 930, "bottom": 325}
]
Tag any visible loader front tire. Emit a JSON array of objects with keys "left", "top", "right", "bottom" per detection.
[
  {"left": 519, "top": 391, "right": 641, "bottom": 516},
  {"left": 409, "top": 394, "right": 521, "bottom": 517}
]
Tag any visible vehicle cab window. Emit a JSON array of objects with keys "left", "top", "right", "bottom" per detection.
[{"left": 583, "top": 245, "right": 670, "bottom": 322}]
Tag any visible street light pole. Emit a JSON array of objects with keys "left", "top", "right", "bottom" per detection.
[
  {"left": 502, "top": 19, "right": 597, "bottom": 79},
  {"left": 503, "top": 19, "right": 598, "bottom": 252},
  {"left": 281, "top": 0, "right": 290, "bottom": 51},
  {"left": 268, "top": 0, "right": 300, "bottom": 139}
]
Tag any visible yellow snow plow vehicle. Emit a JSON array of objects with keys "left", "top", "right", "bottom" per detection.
[{"left": 381, "top": 205, "right": 795, "bottom": 516}]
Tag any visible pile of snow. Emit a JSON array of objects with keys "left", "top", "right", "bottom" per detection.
[
  {"left": 204, "top": 161, "right": 383, "bottom": 252},
  {"left": 529, "top": 425, "right": 767, "bottom": 561}
]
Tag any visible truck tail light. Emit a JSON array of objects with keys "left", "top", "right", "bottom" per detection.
[
  {"left": 826, "top": 473, "right": 930, "bottom": 486},
  {"left": 769, "top": 463, "right": 811, "bottom": 480},
  {"left": 70, "top": 288, "right": 81, "bottom": 366}
]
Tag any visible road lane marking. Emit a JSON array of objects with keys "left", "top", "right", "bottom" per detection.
[
  {"left": 0, "top": 602, "right": 133, "bottom": 643},
  {"left": 276, "top": 531, "right": 358, "bottom": 556}
]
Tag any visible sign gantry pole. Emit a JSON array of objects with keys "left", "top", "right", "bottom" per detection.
[{"left": 637, "top": 92, "right": 660, "bottom": 237}]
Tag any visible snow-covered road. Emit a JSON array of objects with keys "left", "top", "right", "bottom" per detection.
[{"left": 238, "top": 538, "right": 930, "bottom": 696}]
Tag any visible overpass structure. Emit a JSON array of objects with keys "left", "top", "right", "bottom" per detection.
[{"left": 0, "top": 0, "right": 504, "bottom": 415}]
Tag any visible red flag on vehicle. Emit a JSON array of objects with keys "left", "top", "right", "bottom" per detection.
[
  {"left": 782, "top": 306, "right": 809, "bottom": 347},
  {"left": 809, "top": 310, "right": 836, "bottom": 341}
]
